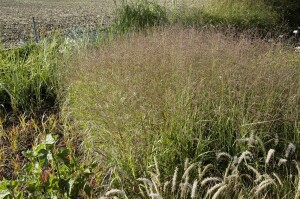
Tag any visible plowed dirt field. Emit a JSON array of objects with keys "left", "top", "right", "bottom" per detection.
[{"left": 0, "top": 0, "right": 114, "bottom": 48}]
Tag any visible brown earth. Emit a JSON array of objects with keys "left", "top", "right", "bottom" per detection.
[{"left": 0, "top": 0, "right": 115, "bottom": 48}]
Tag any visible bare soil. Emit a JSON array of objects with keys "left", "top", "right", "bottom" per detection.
[{"left": 0, "top": 0, "right": 115, "bottom": 48}]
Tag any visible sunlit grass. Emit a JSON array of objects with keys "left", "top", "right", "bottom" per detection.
[{"left": 67, "top": 26, "right": 300, "bottom": 196}]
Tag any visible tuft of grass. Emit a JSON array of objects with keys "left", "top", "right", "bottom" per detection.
[
  {"left": 112, "top": 0, "right": 167, "bottom": 32},
  {"left": 0, "top": 39, "right": 62, "bottom": 116},
  {"left": 67, "top": 26, "right": 300, "bottom": 196},
  {"left": 169, "top": 0, "right": 280, "bottom": 30}
]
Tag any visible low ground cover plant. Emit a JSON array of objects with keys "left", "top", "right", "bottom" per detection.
[{"left": 0, "top": 133, "right": 94, "bottom": 198}]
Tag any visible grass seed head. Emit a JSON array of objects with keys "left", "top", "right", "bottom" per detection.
[
  {"left": 191, "top": 179, "right": 198, "bottom": 198},
  {"left": 105, "top": 189, "right": 126, "bottom": 197},
  {"left": 172, "top": 167, "right": 178, "bottom": 193},
  {"left": 265, "top": 149, "right": 275, "bottom": 165},
  {"left": 149, "top": 193, "right": 163, "bottom": 199},
  {"left": 278, "top": 158, "right": 287, "bottom": 167},
  {"left": 201, "top": 177, "right": 222, "bottom": 187},
  {"left": 285, "top": 143, "right": 296, "bottom": 158}
]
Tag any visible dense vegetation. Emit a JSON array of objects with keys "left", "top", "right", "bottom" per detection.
[{"left": 0, "top": 0, "right": 299, "bottom": 198}]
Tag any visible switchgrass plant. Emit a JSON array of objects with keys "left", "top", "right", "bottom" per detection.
[{"left": 67, "top": 27, "right": 300, "bottom": 196}]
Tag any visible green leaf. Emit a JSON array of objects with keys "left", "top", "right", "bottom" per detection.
[
  {"left": 84, "top": 184, "right": 92, "bottom": 197},
  {"left": 57, "top": 149, "right": 71, "bottom": 166},
  {"left": 16, "top": 192, "right": 24, "bottom": 199}
]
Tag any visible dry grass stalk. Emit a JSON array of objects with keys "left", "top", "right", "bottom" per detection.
[
  {"left": 182, "top": 163, "right": 195, "bottom": 179},
  {"left": 154, "top": 157, "right": 160, "bottom": 178},
  {"left": 180, "top": 174, "right": 190, "bottom": 198},
  {"left": 105, "top": 189, "right": 126, "bottom": 197},
  {"left": 212, "top": 184, "right": 227, "bottom": 199},
  {"left": 172, "top": 167, "right": 178, "bottom": 193},
  {"left": 163, "top": 181, "right": 170, "bottom": 193},
  {"left": 272, "top": 173, "right": 283, "bottom": 187},
  {"left": 217, "top": 152, "right": 232, "bottom": 160},
  {"left": 207, "top": 182, "right": 225, "bottom": 195},
  {"left": 191, "top": 179, "right": 198, "bottom": 198},
  {"left": 285, "top": 143, "right": 296, "bottom": 158},
  {"left": 198, "top": 164, "right": 213, "bottom": 181},
  {"left": 294, "top": 161, "right": 300, "bottom": 199},
  {"left": 137, "top": 177, "right": 153, "bottom": 195},
  {"left": 246, "top": 165, "right": 262, "bottom": 182},
  {"left": 149, "top": 171, "right": 161, "bottom": 195},
  {"left": 278, "top": 158, "right": 287, "bottom": 167},
  {"left": 265, "top": 149, "right": 275, "bottom": 165},
  {"left": 137, "top": 178, "right": 153, "bottom": 186},
  {"left": 254, "top": 177, "right": 276, "bottom": 195},
  {"left": 184, "top": 158, "right": 189, "bottom": 171},
  {"left": 201, "top": 177, "right": 222, "bottom": 186},
  {"left": 238, "top": 151, "right": 253, "bottom": 164},
  {"left": 149, "top": 193, "right": 163, "bottom": 199}
]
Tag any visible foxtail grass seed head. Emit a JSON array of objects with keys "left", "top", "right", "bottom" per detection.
[
  {"left": 238, "top": 150, "right": 253, "bottom": 164},
  {"left": 172, "top": 167, "right": 178, "bottom": 193},
  {"left": 201, "top": 177, "right": 222, "bottom": 186},
  {"left": 233, "top": 156, "right": 238, "bottom": 165},
  {"left": 199, "top": 164, "right": 213, "bottom": 180},
  {"left": 105, "top": 189, "right": 126, "bottom": 197},
  {"left": 265, "top": 149, "right": 275, "bottom": 165},
  {"left": 207, "top": 182, "right": 224, "bottom": 196},
  {"left": 285, "top": 143, "right": 296, "bottom": 158},
  {"left": 217, "top": 152, "right": 232, "bottom": 160},
  {"left": 137, "top": 178, "right": 153, "bottom": 186},
  {"left": 182, "top": 163, "right": 195, "bottom": 179},
  {"left": 149, "top": 193, "right": 163, "bottom": 199},
  {"left": 163, "top": 181, "right": 170, "bottom": 193},
  {"left": 248, "top": 133, "right": 257, "bottom": 147},
  {"left": 255, "top": 178, "right": 275, "bottom": 195},
  {"left": 212, "top": 184, "right": 227, "bottom": 199},
  {"left": 181, "top": 174, "right": 191, "bottom": 198},
  {"left": 278, "top": 158, "right": 287, "bottom": 167},
  {"left": 191, "top": 179, "right": 198, "bottom": 198}
]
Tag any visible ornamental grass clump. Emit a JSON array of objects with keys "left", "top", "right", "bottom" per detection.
[{"left": 68, "top": 26, "right": 300, "bottom": 197}]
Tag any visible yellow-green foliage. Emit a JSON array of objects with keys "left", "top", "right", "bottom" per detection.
[
  {"left": 0, "top": 39, "right": 62, "bottom": 115},
  {"left": 169, "top": 0, "right": 280, "bottom": 29}
]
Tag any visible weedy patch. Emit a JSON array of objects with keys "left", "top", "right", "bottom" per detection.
[{"left": 0, "top": 132, "right": 95, "bottom": 198}]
